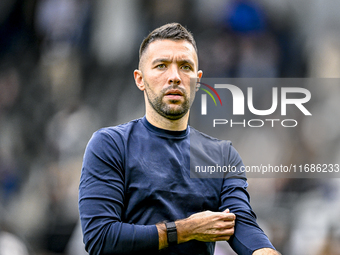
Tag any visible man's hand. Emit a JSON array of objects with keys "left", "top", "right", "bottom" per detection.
[
  {"left": 156, "top": 209, "right": 235, "bottom": 249},
  {"left": 253, "top": 248, "right": 281, "bottom": 255},
  {"left": 178, "top": 209, "right": 235, "bottom": 243}
]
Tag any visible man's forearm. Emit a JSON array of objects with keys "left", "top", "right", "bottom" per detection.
[
  {"left": 157, "top": 211, "right": 280, "bottom": 254},
  {"left": 156, "top": 222, "right": 168, "bottom": 249},
  {"left": 156, "top": 219, "right": 194, "bottom": 250},
  {"left": 156, "top": 216, "right": 201, "bottom": 249},
  {"left": 156, "top": 210, "right": 235, "bottom": 250}
]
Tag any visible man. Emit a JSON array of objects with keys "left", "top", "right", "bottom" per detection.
[{"left": 79, "top": 23, "right": 279, "bottom": 255}]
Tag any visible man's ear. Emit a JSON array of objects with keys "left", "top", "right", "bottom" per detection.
[
  {"left": 196, "top": 70, "right": 203, "bottom": 91},
  {"left": 134, "top": 69, "right": 145, "bottom": 91}
]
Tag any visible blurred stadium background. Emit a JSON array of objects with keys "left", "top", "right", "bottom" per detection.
[{"left": 0, "top": 0, "right": 340, "bottom": 254}]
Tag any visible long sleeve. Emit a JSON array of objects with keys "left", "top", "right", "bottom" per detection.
[
  {"left": 78, "top": 129, "right": 159, "bottom": 255},
  {"left": 219, "top": 145, "right": 275, "bottom": 255}
]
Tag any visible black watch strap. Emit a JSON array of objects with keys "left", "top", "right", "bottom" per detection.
[{"left": 165, "top": 221, "right": 177, "bottom": 246}]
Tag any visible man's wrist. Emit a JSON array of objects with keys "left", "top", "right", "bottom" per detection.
[
  {"left": 156, "top": 223, "right": 167, "bottom": 250},
  {"left": 175, "top": 218, "right": 194, "bottom": 243},
  {"left": 165, "top": 222, "right": 177, "bottom": 246},
  {"left": 156, "top": 216, "right": 197, "bottom": 250}
]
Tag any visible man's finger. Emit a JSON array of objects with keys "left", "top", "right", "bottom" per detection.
[
  {"left": 223, "top": 208, "right": 230, "bottom": 213},
  {"left": 220, "top": 213, "right": 236, "bottom": 221}
]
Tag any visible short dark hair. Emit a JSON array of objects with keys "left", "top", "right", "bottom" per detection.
[{"left": 139, "top": 23, "right": 197, "bottom": 61}]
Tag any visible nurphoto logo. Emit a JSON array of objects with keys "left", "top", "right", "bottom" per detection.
[
  {"left": 197, "top": 82, "right": 312, "bottom": 128},
  {"left": 197, "top": 82, "right": 223, "bottom": 115}
]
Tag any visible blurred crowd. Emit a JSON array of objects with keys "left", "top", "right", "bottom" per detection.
[{"left": 0, "top": 0, "right": 340, "bottom": 254}]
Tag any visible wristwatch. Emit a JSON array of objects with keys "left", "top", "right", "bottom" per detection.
[{"left": 165, "top": 221, "right": 177, "bottom": 246}]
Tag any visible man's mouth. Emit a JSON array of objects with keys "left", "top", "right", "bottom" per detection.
[{"left": 164, "top": 89, "right": 184, "bottom": 100}]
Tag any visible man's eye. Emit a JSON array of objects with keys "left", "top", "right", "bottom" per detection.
[
  {"left": 157, "top": 64, "right": 166, "bottom": 69},
  {"left": 181, "top": 65, "right": 192, "bottom": 70}
]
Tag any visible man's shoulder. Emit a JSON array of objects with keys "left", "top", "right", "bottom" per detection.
[
  {"left": 88, "top": 118, "right": 144, "bottom": 148},
  {"left": 95, "top": 118, "right": 143, "bottom": 137}
]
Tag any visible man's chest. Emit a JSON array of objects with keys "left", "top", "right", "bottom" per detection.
[{"left": 122, "top": 138, "right": 223, "bottom": 224}]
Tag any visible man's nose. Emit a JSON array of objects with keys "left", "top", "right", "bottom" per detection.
[{"left": 168, "top": 65, "right": 181, "bottom": 85}]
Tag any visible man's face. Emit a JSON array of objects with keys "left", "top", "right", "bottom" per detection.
[{"left": 135, "top": 39, "right": 202, "bottom": 120}]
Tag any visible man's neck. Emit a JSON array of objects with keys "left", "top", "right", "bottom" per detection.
[{"left": 145, "top": 112, "right": 189, "bottom": 131}]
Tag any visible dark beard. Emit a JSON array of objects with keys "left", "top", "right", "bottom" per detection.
[{"left": 144, "top": 82, "right": 192, "bottom": 120}]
